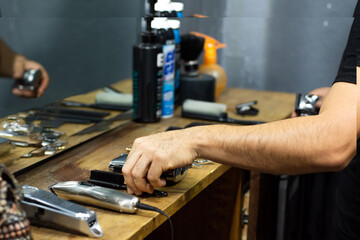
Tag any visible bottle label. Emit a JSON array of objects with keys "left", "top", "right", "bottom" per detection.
[
  {"left": 163, "top": 44, "right": 175, "bottom": 82},
  {"left": 162, "top": 43, "right": 175, "bottom": 117},
  {"left": 162, "top": 81, "right": 174, "bottom": 118},
  {"left": 157, "top": 53, "right": 164, "bottom": 68}
]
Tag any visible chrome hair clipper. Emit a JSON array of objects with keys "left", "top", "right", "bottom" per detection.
[
  {"left": 49, "top": 181, "right": 140, "bottom": 214},
  {"left": 295, "top": 94, "right": 320, "bottom": 116},
  {"left": 21, "top": 185, "right": 103, "bottom": 238}
]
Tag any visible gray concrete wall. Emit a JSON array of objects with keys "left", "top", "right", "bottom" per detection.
[
  {"left": 222, "top": 0, "right": 356, "bottom": 92},
  {"left": 0, "top": 0, "right": 357, "bottom": 117}
]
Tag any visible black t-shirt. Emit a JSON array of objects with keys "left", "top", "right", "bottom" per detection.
[
  {"left": 334, "top": 2, "right": 359, "bottom": 84},
  {"left": 330, "top": 2, "right": 359, "bottom": 239}
]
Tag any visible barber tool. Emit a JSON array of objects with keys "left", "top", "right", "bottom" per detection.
[
  {"left": 179, "top": 33, "right": 215, "bottom": 105},
  {"left": 295, "top": 93, "right": 320, "bottom": 116},
  {"left": 21, "top": 141, "right": 67, "bottom": 158},
  {"left": 25, "top": 111, "right": 97, "bottom": 125},
  {"left": 21, "top": 185, "right": 103, "bottom": 237},
  {"left": 103, "top": 85, "right": 122, "bottom": 93},
  {"left": 50, "top": 180, "right": 174, "bottom": 239},
  {"left": 33, "top": 110, "right": 105, "bottom": 123},
  {"left": 42, "top": 107, "right": 110, "bottom": 118},
  {"left": 182, "top": 99, "right": 265, "bottom": 125},
  {"left": 88, "top": 170, "right": 168, "bottom": 197},
  {"left": 73, "top": 109, "right": 133, "bottom": 135},
  {"left": 61, "top": 100, "right": 132, "bottom": 111},
  {"left": 2, "top": 120, "right": 66, "bottom": 146},
  {"left": 236, "top": 100, "right": 259, "bottom": 116},
  {"left": 49, "top": 181, "right": 140, "bottom": 213},
  {"left": 109, "top": 153, "right": 189, "bottom": 184},
  {"left": 0, "top": 130, "right": 41, "bottom": 146},
  {"left": 14, "top": 69, "right": 42, "bottom": 92},
  {"left": 95, "top": 92, "right": 132, "bottom": 110}
]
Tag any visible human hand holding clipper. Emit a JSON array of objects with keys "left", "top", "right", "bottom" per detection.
[{"left": 122, "top": 130, "right": 198, "bottom": 195}]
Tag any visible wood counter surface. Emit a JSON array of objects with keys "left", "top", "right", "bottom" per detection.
[{"left": 11, "top": 79, "right": 295, "bottom": 239}]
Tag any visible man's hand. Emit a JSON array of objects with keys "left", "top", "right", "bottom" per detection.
[
  {"left": 11, "top": 55, "right": 50, "bottom": 98},
  {"left": 122, "top": 129, "right": 198, "bottom": 195}
]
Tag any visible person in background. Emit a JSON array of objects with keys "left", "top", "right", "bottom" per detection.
[
  {"left": 123, "top": 2, "right": 359, "bottom": 239},
  {"left": 0, "top": 38, "right": 49, "bottom": 98}
]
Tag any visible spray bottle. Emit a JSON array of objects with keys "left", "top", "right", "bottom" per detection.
[
  {"left": 190, "top": 32, "right": 227, "bottom": 98},
  {"left": 132, "top": 1, "right": 164, "bottom": 123}
]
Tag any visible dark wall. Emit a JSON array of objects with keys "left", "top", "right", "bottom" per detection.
[
  {"left": 0, "top": 0, "right": 142, "bottom": 116},
  {"left": 0, "top": 0, "right": 356, "bottom": 117}
]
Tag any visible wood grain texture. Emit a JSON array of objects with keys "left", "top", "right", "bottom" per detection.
[{"left": 8, "top": 79, "right": 295, "bottom": 239}]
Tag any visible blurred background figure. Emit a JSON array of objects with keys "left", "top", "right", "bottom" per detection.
[{"left": 0, "top": 38, "right": 49, "bottom": 98}]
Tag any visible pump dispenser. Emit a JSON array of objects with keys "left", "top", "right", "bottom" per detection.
[
  {"left": 132, "top": 1, "right": 164, "bottom": 123},
  {"left": 155, "top": 0, "right": 177, "bottom": 17},
  {"left": 190, "top": 32, "right": 227, "bottom": 98}
]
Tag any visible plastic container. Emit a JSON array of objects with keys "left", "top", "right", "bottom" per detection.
[
  {"left": 132, "top": 16, "right": 164, "bottom": 123},
  {"left": 191, "top": 32, "right": 227, "bottom": 98},
  {"left": 152, "top": 18, "right": 176, "bottom": 118},
  {"left": 167, "top": 19, "right": 181, "bottom": 106},
  {"left": 171, "top": 2, "right": 184, "bottom": 17}
]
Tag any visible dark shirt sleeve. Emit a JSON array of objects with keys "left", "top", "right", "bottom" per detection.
[{"left": 334, "top": 2, "right": 359, "bottom": 84}]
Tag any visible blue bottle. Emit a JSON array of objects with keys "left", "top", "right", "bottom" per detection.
[
  {"left": 152, "top": 18, "right": 175, "bottom": 118},
  {"left": 168, "top": 19, "right": 181, "bottom": 106}
]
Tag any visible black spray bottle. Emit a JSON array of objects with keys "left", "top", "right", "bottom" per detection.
[{"left": 132, "top": 1, "right": 164, "bottom": 123}]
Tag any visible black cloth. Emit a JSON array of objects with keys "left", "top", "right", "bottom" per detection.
[
  {"left": 283, "top": 3, "right": 359, "bottom": 240},
  {"left": 334, "top": 1, "right": 360, "bottom": 83},
  {"left": 328, "top": 2, "right": 360, "bottom": 239}
]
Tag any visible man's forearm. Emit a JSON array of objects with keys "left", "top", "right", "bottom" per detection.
[
  {"left": 192, "top": 83, "right": 357, "bottom": 175},
  {"left": 192, "top": 115, "right": 354, "bottom": 175}
]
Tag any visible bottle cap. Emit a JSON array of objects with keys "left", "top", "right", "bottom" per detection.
[
  {"left": 155, "top": 1, "right": 174, "bottom": 12},
  {"left": 167, "top": 19, "right": 181, "bottom": 29},
  {"left": 151, "top": 17, "right": 169, "bottom": 29}
]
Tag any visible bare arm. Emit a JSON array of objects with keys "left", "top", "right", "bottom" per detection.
[
  {"left": 123, "top": 81, "right": 358, "bottom": 195},
  {"left": 195, "top": 82, "right": 357, "bottom": 174},
  {"left": 0, "top": 38, "right": 49, "bottom": 97}
]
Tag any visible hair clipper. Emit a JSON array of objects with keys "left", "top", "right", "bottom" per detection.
[
  {"left": 49, "top": 181, "right": 140, "bottom": 213},
  {"left": 21, "top": 185, "right": 103, "bottom": 237},
  {"left": 295, "top": 93, "right": 320, "bottom": 116},
  {"left": 14, "top": 69, "right": 42, "bottom": 92},
  {"left": 109, "top": 153, "right": 189, "bottom": 184}
]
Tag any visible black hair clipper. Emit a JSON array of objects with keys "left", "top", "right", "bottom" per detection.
[{"left": 109, "top": 153, "right": 189, "bottom": 184}]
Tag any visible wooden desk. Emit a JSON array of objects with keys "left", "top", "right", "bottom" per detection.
[{"left": 11, "top": 80, "right": 295, "bottom": 239}]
